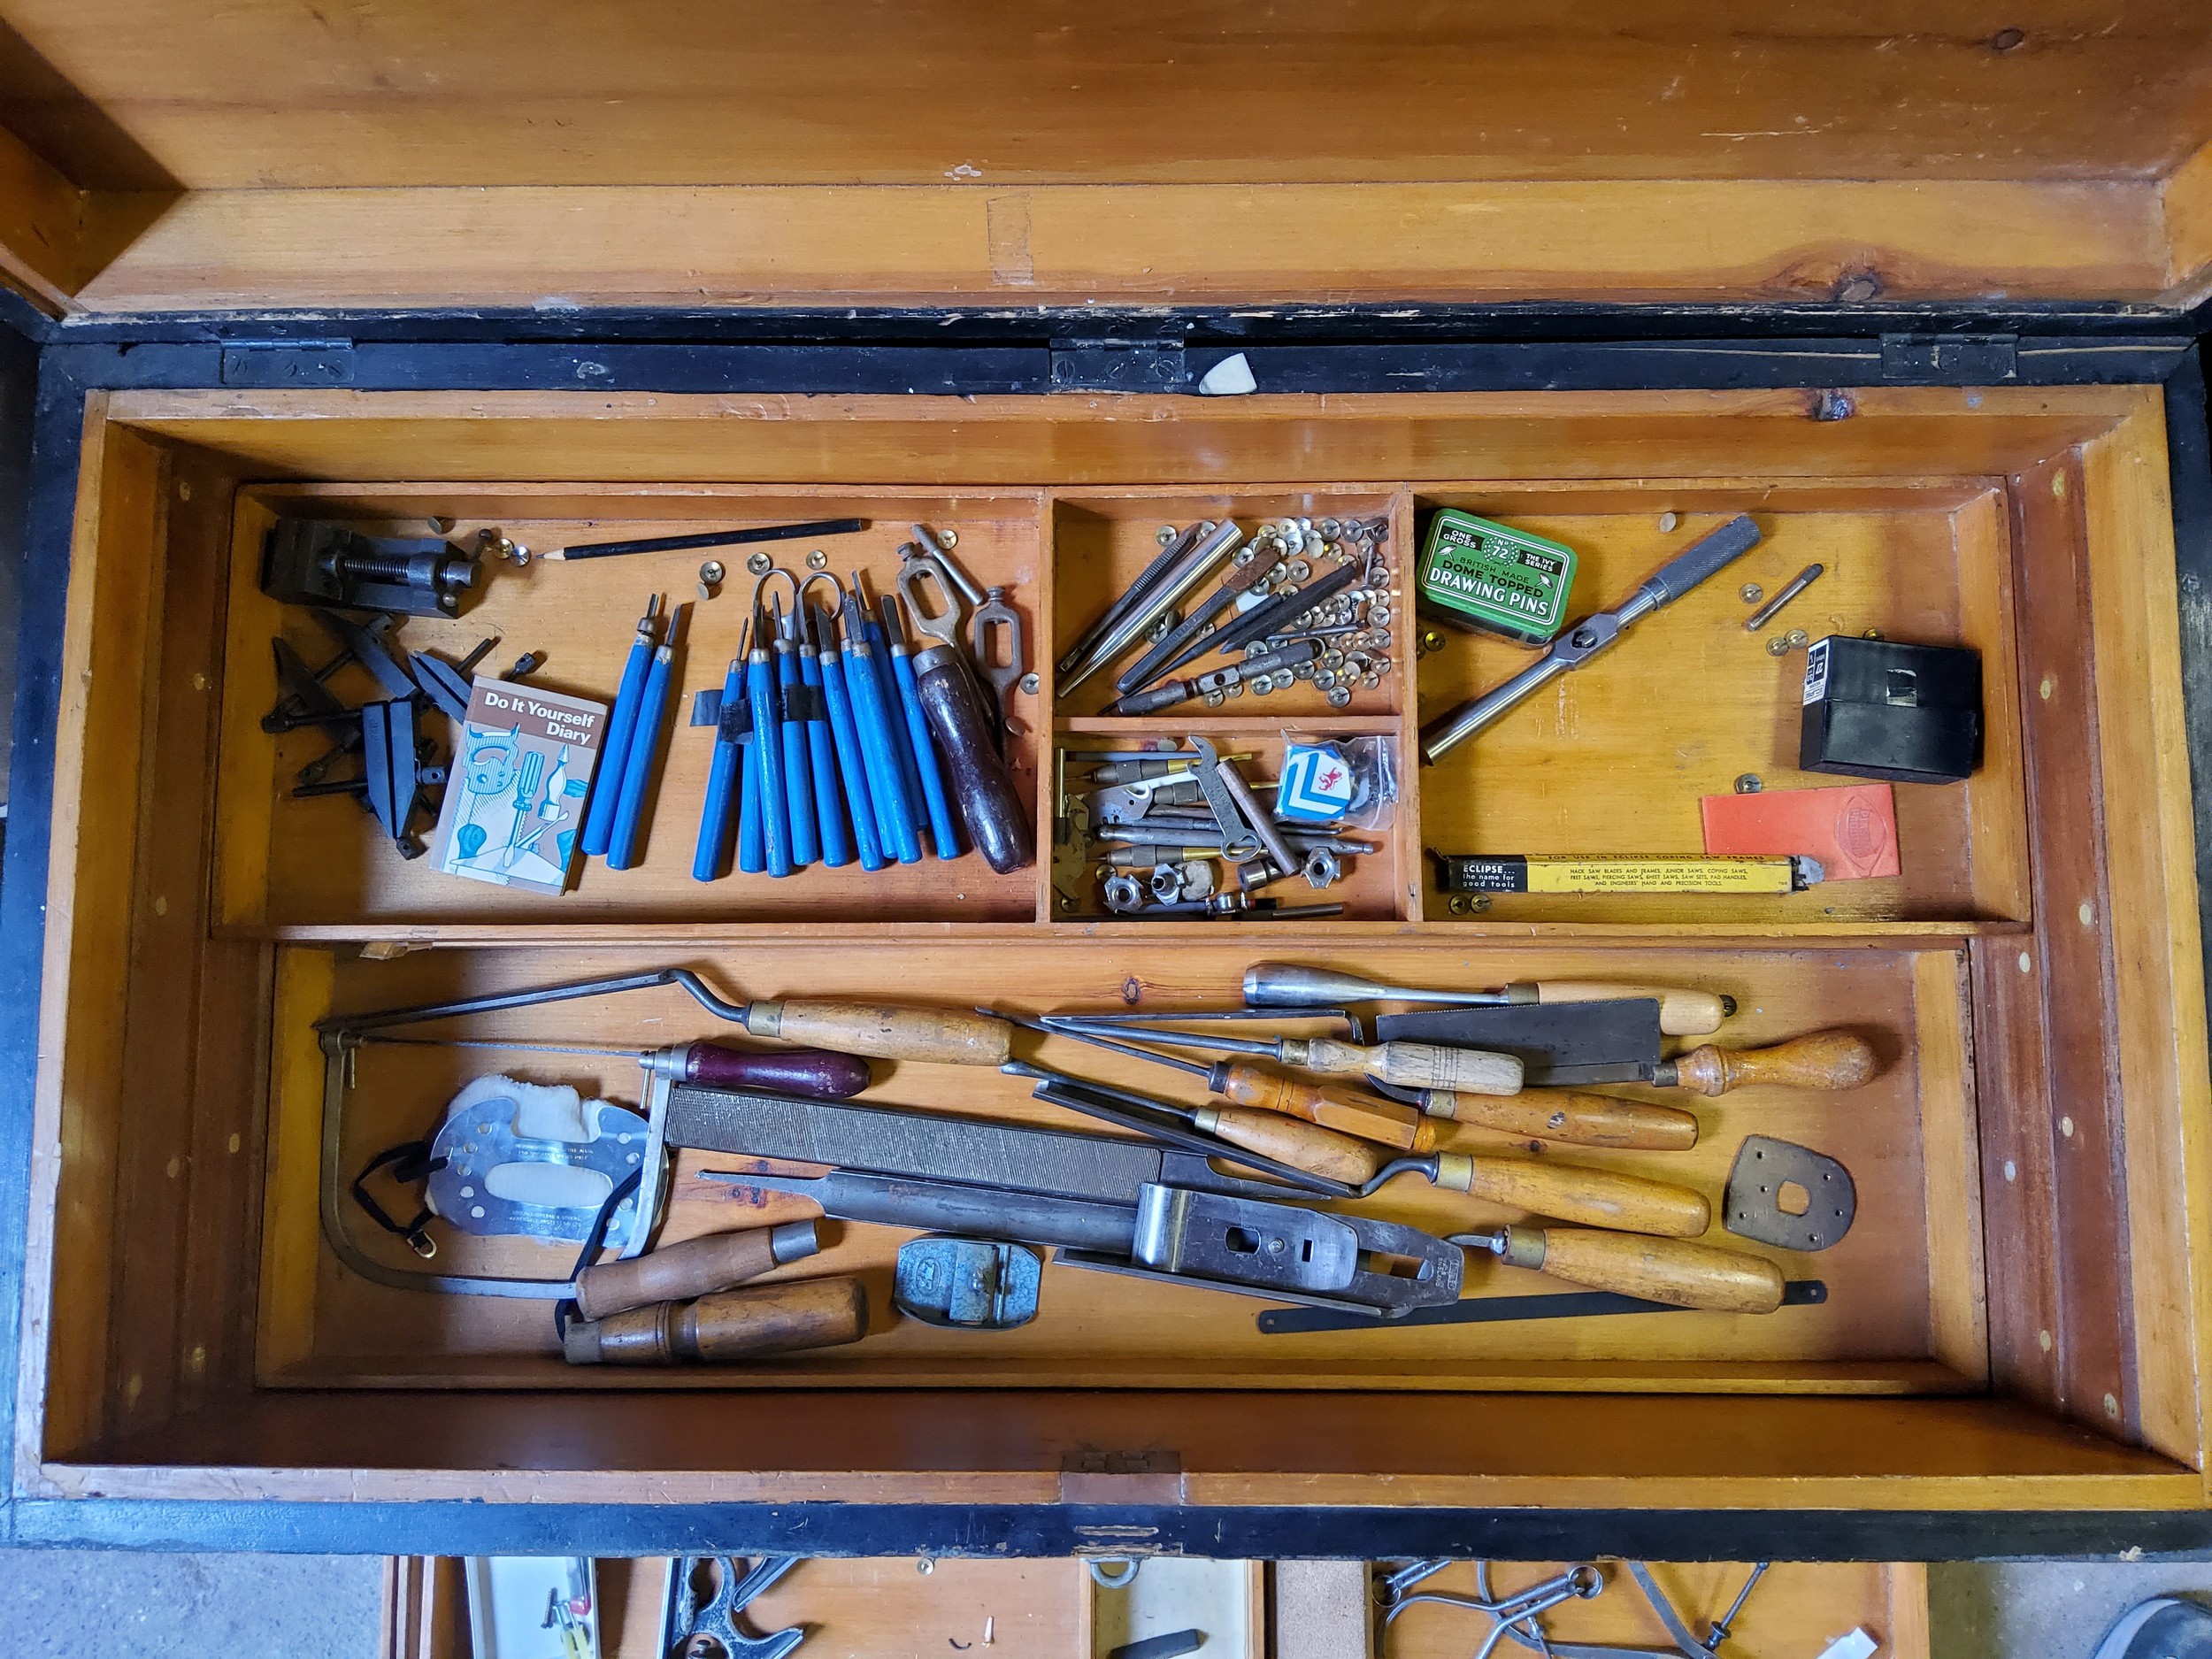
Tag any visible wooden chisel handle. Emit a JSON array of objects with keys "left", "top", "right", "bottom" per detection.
[
  {"left": 1492, "top": 1225, "right": 1786, "bottom": 1313},
  {"left": 1660, "top": 1029, "right": 1878, "bottom": 1095},
  {"left": 1293, "top": 1037, "right": 1523, "bottom": 1097},
  {"left": 1417, "top": 1089, "right": 1700, "bottom": 1151},
  {"left": 1525, "top": 981, "right": 1732, "bottom": 1037},
  {"left": 742, "top": 999, "right": 1012, "bottom": 1064},
  {"left": 563, "top": 1276, "right": 868, "bottom": 1364},
  {"left": 1193, "top": 1105, "right": 1387, "bottom": 1184},
  {"left": 573, "top": 1219, "right": 820, "bottom": 1321},
  {"left": 1213, "top": 1063, "right": 1437, "bottom": 1153},
  {"left": 1435, "top": 1153, "right": 1711, "bottom": 1237}
]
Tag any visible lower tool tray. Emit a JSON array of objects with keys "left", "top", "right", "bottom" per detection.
[{"left": 266, "top": 936, "right": 1976, "bottom": 1394}]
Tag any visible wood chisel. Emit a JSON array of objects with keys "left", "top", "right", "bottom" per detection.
[
  {"left": 1451, "top": 1225, "right": 1786, "bottom": 1313},
  {"left": 1045, "top": 1012, "right": 1525, "bottom": 1096},
  {"left": 1004, "top": 1053, "right": 1711, "bottom": 1237},
  {"left": 1064, "top": 1006, "right": 1697, "bottom": 1148},
  {"left": 1245, "top": 960, "right": 1734, "bottom": 1038}
]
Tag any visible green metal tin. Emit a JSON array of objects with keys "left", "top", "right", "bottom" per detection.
[{"left": 1417, "top": 509, "right": 1578, "bottom": 644}]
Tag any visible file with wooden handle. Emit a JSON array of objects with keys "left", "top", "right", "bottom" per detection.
[
  {"left": 1654, "top": 1029, "right": 1878, "bottom": 1095},
  {"left": 742, "top": 998, "right": 1011, "bottom": 1065},
  {"left": 1455, "top": 1225, "right": 1786, "bottom": 1313}
]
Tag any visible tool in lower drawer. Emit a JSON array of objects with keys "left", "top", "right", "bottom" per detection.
[
  {"left": 1452, "top": 1225, "right": 1786, "bottom": 1313},
  {"left": 573, "top": 1220, "right": 823, "bottom": 1320},
  {"left": 710, "top": 1166, "right": 1462, "bottom": 1316},
  {"left": 546, "top": 515, "right": 867, "bottom": 562},
  {"left": 352, "top": 1033, "right": 873, "bottom": 1098},
  {"left": 1256, "top": 1277, "right": 1826, "bottom": 1334},
  {"left": 1001, "top": 1053, "right": 1711, "bottom": 1236},
  {"left": 1419, "top": 513, "right": 1761, "bottom": 762},
  {"left": 1057, "top": 1008, "right": 1697, "bottom": 1149},
  {"left": 579, "top": 594, "right": 661, "bottom": 858},
  {"left": 261, "top": 517, "right": 486, "bottom": 617},
  {"left": 562, "top": 1274, "right": 869, "bottom": 1365},
  {"left": 895, "top": 1236, "right": 1043, "bottom": 1329},
  {"left": 663, "top": 1557, "right": 810, "bottom": 1659},
  {"left": 1245, "top": 961, "right": 1734, "bottom": 1038},
  {"left": 606, "top": 599, "right": 686, "bottom": 871},
  {"left": 1046, "top": 1012, "right": 1524, "bottom": 1097},
  {"left": 1724, "top": 1136, "right": 1856, "bottom": 1249}
]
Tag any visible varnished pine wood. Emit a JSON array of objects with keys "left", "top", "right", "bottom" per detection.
[{"left": 59, "top": 179, "right": 2179, "bottom": 312}]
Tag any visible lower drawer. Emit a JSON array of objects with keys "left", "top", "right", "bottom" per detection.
[
  {"left": 381, "top": 1556, "right": 1925, "bottom": 1659},
  {"left": 14, "top": 382, "right": 2212, "bottom": 1540}
]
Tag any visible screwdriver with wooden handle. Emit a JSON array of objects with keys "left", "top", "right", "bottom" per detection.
[
  {"left": 1012, "top": 1013, "right": 1436, "bottom": 1150},
  {"left": 563, "top": 1275, "right": 869, "bottom": 1366},
  {"left": 1244, "top": 962, "right": 1736, "bottom": 1038},
  {"left": 1044, "top": 1014, "right": 1525, "bottom": 1096},
  {"left": 1452, "top": 1225, "right": 1786, "bottom": 1313}
]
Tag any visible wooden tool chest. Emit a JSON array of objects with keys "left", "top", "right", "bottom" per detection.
[{"left": 3, "top": 4, "right": 2212, "bottom": 1560}]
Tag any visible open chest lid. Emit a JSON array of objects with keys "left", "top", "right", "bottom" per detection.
[{"left": 0, "top": 2, "right": 2209, "bottom": 323}]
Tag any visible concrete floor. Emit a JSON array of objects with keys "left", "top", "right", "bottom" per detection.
[{"left": 1, "top": 1553, "right": 2210, "bottom": 1657}]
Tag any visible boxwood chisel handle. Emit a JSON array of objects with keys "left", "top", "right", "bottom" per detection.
[
  {"left": 580, "top": 595, "right": 658, "bottom": 856},
  {"left": 1287, "top": 1036, "right": 1523, "bottom": 1095},
  {"left": 573, "top": 1220, "right": 822, "bottom": 1321},
  {"left": 1455, "top": 1225, "right": 1786, "bottom": 1314},
  {"left": 1193, "top": 1106, "right": 1388, "bottom": 1185},
  {"left": 796, "top": 613, "right": 850, "bottom": 867},
  {"left": 812, "top": 598, "right": 886, "bottom": 872},
  {"left": 1653, "top": 1029, "right": 1878, "bottom": 1095},
  {"left": 741, "top": 999, "right": 1014, "bottom": 1064},
  {"left": 608, "top": 602, "right": 683, "bottom": 871},
  {"left": 1421, "top": 514, "right": 1761, "bottom": 762},
  {"left": 884, "top": 595, "right": 965, "bottom": 861},
  {"left": 563, "top": 1276, "right": 868, "bottom": 1365},
  {"left": 772, "top": 602, "right": 819, "bottom": 867},
  {"left": 1417, "top": 1088, "right": 1701, "bottom": 1150},
  {"left": 915, "top": 641, "right": 1035, "bottom": 873},
  {"left": 1432, "top": 1153, "right": 1710, "bottom": 1237},
  {"left": 841, "top": 603, "right": 924, "bottom": 864},
  {"left": 692, "top": 655, "right": 749, "bottom": 882}
]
